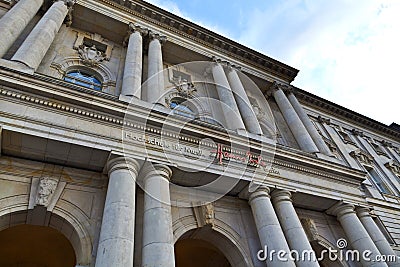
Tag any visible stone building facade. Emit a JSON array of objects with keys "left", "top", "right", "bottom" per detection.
[{"left": 0, "top": 0, "right": 399, "bottom": 266}]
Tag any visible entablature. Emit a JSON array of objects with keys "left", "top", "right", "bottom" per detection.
[{"left": 0, "top": 67, "right": 367, "bottom": 199}]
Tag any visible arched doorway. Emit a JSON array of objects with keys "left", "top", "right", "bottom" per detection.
[
  {"left": 175, "top": 237, "right": 231, "bottom": 267},
  {"left": 174, "top": 227, "right": 248, "bottom": 267},
  {"left": 0, "top": 224, "right": 76, "bottom": 267},
  {"left": 0, "top": 207, "right": 91, "bottom": 267}
]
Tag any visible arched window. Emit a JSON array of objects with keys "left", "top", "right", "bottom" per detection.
[
  {"left": 64, "top": 70, "right": 102, "bottom": 91},
  {"left": 169, "top": 98, "right": 195, "bottom": 119}
]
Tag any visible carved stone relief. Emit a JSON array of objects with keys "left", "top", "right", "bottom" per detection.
[
  {"left": 385, "top": 161, "right": 400, "bottom": 177},
  {"left": 350, "top": 149, "right": 374, "bottom": 168},
  {"left": 28, "top": 176, "right": 67, "bottom": 211},
  {"left": 73, "top": 32, "right": 113, "bottom": 62},
  {"left": 36, "top": 177, "right": 58, "bottom": 206},
  {"left": 300, "top": 218, "right": 319, "bottom": 242},
  {"left": 193, "top": 202, "right": 215, "bottom": 228},
  {"left": 77, "top": 45, "right": 106, "bottom": 67}
]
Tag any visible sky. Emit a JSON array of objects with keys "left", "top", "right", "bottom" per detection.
[{"left": 145, "top": 0, "right": 399, "bottom": 126}]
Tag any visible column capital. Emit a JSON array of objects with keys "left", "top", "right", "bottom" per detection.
[
  {"left": 270, "top": 189, "right": 292, "bottom": 204},
  {"left": 317, "top": 115, "right": 331, "bottom": 125},
  {"left": 128, "top": 23, "right": 148, "bottom": 36},
  {"left": 226, "top": 61, "right": 242, "bottom": 72},
  {"left": 55, "top": 0, "right": 75, "bottom": 7},
  {"left": 148, "top": 31, "right": 167, "bottom": 44},
  {"left": 248, "top": 186, "right": 271, "bottom": 203},
  {"left": 327, "top": 202, "right": 355, "bottom": 218},
  {"left": 356, "top": 206, "right": 373, "bottom": 218},
  {"left": 107, "top": 157, "right": 141, "bottom": 176},
  {"left": 142, "top": 163, "right": 172, "bottom": 181},
  {"left": 267, "top": 81, "right": 292, "bottom": 96}
]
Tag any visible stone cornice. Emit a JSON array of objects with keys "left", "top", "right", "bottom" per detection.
[
  {"left": 93, "top": 0, "right": 298, "bottom": 82},
  {"left": 293, "top": 87, "right": 400, "bottom": 141}
]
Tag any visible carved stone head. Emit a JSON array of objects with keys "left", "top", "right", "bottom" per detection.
[{"left": 36, "top": 177, "right": 59, "bottom": 206}]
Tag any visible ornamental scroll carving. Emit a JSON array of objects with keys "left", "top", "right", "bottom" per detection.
[
  {"left": 36, "top": 177, "right": 59, "bottom": 207},
  {"left": 385, "top": 161, "right": 400, "bottom": 177},
  {"left": 350, "top": 149, "right": 374, "bottom": 167}
]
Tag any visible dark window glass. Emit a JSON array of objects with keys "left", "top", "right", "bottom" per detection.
[
  {"left": 169, "top": 99, "right": 195, "bottom": 119},
  {"left": 64, "top": 71, "right": 102, "bottom": 91}
]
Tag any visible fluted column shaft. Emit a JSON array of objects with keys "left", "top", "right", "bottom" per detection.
[
  {"left": 287, "top": 92, "right": 333, "bottom": 156},
  {"left": 271, "top": 190, "right": 319, "bottom": 267},
  {"left": 11, "top": 0, "right": 71, "bottom": 70},
  {"left": 330, "top": 203, "right": 387, "bottom": 267},
  {"left": 249, "top": 187, "right": 296, "bottom": 267},
  {"left": 357, "top": 208, "right": 400, "bottom": 267},
  {"left": 272, "top": 86, "right": 318, "bottom": 152},
  {"left": 0, "top": 0, "right": 44, "bottom": 57},
  {"left": 141, "top": 164, "right": 175, "bottom": 267},
  {"left": 145, "top": 33, "right": 165, "bottom": 104},
  {"left": 121, "top": 24, "right": 146, "bottom": 98},
  {"left": 95, "top": 157, "right": 140, "bottom": 267},
  {"left": 212, "top": 62, "right": 246, "bottom": 130},
  {"left": 226, "top": 67, "right": 263, "bottom": 134}
]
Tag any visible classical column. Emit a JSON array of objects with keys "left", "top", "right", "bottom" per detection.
[
  {"left": 121, "top": 23, "right": 147, "bottom": 98},
  {"left": 11, "top": 0, "right": 73, "bottom": 71},
  {"left": 270, "top": 83, "right": 318, "bottom": 153},
  {"left": 248, "top": 186, "right": 296, "bottom": 267},
  {"left": 329, "top": 203, "right": 388, "bottom": 267},
  {"left": 287, "top": 91, "right": 333, "bottom": 156},
  {"left": 271, "top": 190, "right": 319, "bottom": 267},
  {"left": 357, "top": 207, "right": 400, "bottom": 267},
  {"left": 145, "top": 31, "right": 166, "bottom": 104},
  {"left": 95, "top": 157, "right": 140, "bottom": 267},
  {"left": 141, "top": 164, "right": 175, "bottom": 267},
  {"left": 211, "top": 61, "right": 246, "bottom": 131},
  {"left": 226, "top": 65, "right": 263, "bottom": 134},
  {"left": 0, "top": 0, "right": 44, "bottom": 57}
]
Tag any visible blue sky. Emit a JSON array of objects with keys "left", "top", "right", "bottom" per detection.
[{"left": 146, "top": 0, "right": 399, "bottom": 126}]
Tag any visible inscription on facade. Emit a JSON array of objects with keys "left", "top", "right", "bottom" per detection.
[{"left": 123, "top": 131, "right": 280, "bottom": 174}]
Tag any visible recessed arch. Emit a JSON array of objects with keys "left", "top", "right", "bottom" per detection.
[
  {"left": 0, "top": 224, "right": 76, "bottom": 267},
  {"left": 174, "top": 226, "right": 251, "bottom": 267},
  {"left": 50, "top": 56, "right": 116, "bottom": 93},
  {"left": 0, "top": 207, "right": 92, "bottom": 266}
]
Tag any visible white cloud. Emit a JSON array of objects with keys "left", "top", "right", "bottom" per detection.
[
  {"left": 239, "top": 0, "right": 400, "bottom": 125},
  {"left": 143, "top": 0, "right": 233, "bottom": 39},
  {"left": 145, "top": 0, "right": 400, "bottom": 125}
]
